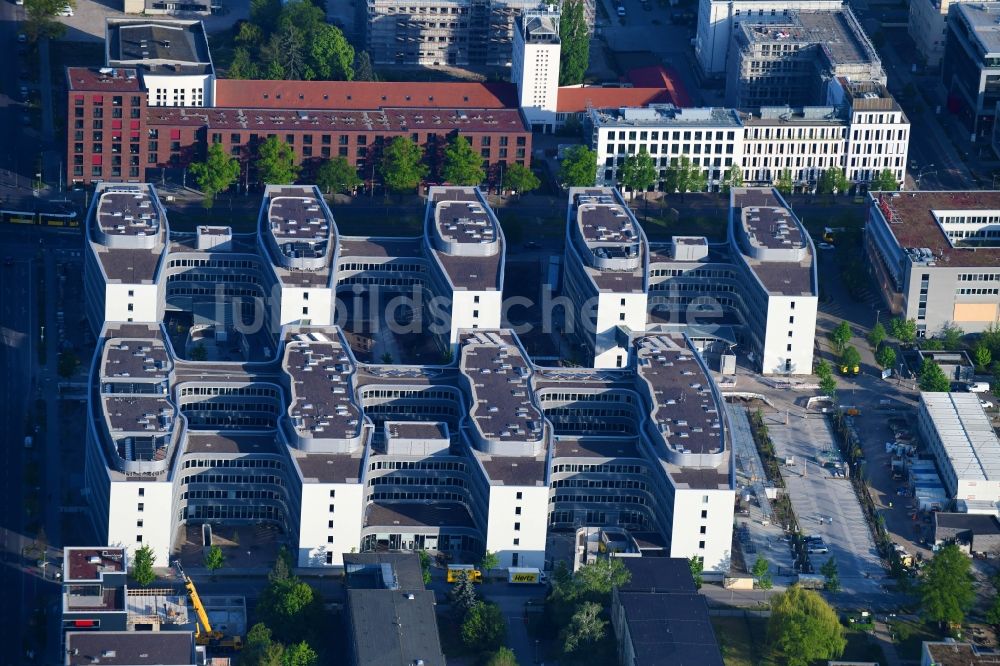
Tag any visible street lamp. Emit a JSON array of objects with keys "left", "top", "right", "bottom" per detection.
[{"left": 915, "top": 165, "right": 936, "bottom": 189}]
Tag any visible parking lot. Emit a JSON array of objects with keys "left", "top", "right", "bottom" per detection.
[{"left": 766, "top": 411, "right": 885, "bottom": 595}]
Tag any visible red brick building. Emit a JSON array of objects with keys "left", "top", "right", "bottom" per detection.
[{"left": 67, "top": 69, "right": 532, "bottom": 187}]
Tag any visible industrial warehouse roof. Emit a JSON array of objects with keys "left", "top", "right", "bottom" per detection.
[
  {"left": 921, "top": 392, "right": 1000, "bottom": 482},
  {"left": 66, "top": 631, "right": 196, "bottom": 665},
  {"left": 106, "top": 19, "right": 213, "bottom": 75},
  {"left": 616, "top": 592, "right": 725, "bottom": 666},
  {"left": 347, "top": 589, "right": 445, "bottom": 666}
]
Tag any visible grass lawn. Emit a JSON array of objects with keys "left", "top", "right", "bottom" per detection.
[
  {"left": 712, "top": 615, "right": 772, "bottom": 666},
  {"left": 839, "top": 628, "right": 887, "bottom": 663},
  {"left": 889, "top": 618, "right": 940, "bottom": 661}
]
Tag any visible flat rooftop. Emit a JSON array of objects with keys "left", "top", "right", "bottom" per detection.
[
  {"left": 616, "top": 591, "right": 725, "bottom": 666},
  {"left": 103, "top": 396, "right": 174, "bottom": 435},
  {"left": 339, "top": 236, "right": 424, "bottom": 259},
  {"left": 733, "top": 188, "right": 814, "bottom": 296},
  {"left": 96, "top": 190, "right": 162, "bottom": 238},
  {"left": 264, "top": 187, "right": 336, "bottom": 287},
  {"left": 386, "top": 421, "right": 449, "bottom": 440},
  {"left": 283, "top": 333, "right": 363, "bottom": 442},
  {"left": 460, "top": 330, "right": 545, "bottom": 445},
  {"left": 344, "top": 552, "right": 428, "bottom": 590},
  {"left": 67, "top": 67, "right": 142, "bottom": 92},
  {"left": 636, "top": 336, "right": 725, "bottom": 456},
  {"left": 146, "top": 105, "right": 529, "bottom": 135},
  {"left": 427, "top": 189, "right": 504, "bottom": 292},
  {"left": 571, "top": 190, "right": 646, "bottom": 293},
  {"left": 365, "top": 501, "right": 476, "bottom": 529},
  {"left": 66, "top": 548, "right": 125, "bottom": 581},
  {"left": 743, "top": 106, "right": 847, "bottom": 126},
  {"left": 922, "top": 392, "right": 1000, "bottom": 482},
  {"left": 923, "top": 642, "right": 1000, "bottom": 666},
  {"left": 552, "top": 437, "right": 643, "bottom": 459},
  {"left": 741, "top": 9, "right": 877, "bottom": 67},
  {"left": 66, "top": 631, "right": 195, "bottom": 666},
  {"left": 102, "top": 337, "right": 170, "bottom": 382},
  {"left": 184, "top": 432, "right": 280, "bottom": 455},
  {"left": 347, "top": 589, "right": 445, "bottom": 666},
  {"left": 107, "top": 19, "right": 213, "bottom": 75},
  {"left": 477, "top": 451, "right": 547, "bottom": 485},
  {"left": 741, "top": 206, "right": 804, "bottom": 250},
  {"left": 590, "top": 104, "right": 741, "bottom": 128},
  {"left": 954, "top": 3, "right": 1000, "bottom": 55},
  {"left": 870, "top": 191, "right": 1000, "bottom": 267},
  {"left": 293, "top": 451, "right": 364, "bottom": 483}
]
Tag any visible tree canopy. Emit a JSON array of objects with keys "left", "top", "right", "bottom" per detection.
[
  {"left": 830, "top": 321, "right": 852, "bottom": 352},
  {"left": 316, "top": 157, "right": 361, "bottom": 195},
  {"left": 442, "top": 136, "right": 485, "bottom": 186},
  {"left": 722, "top": 165, "right": 744, "bottom": 193},
  {"left": 502, "top": 163, "right": 540, "bottom": 196},
  {"left": 354, "top": 50, "right": 376, "bottom": 82},
  {"left": 890, "top": 317, "right": 917, "bottom": 345},
  {"left": 876, "top": 345, "right": 897, "bottom": 370},
  {"left": 920, "top": 544, "right": 975, "bottom": 627},
  {"left": 559, "top": 145, "right": 598, "bottom": 187},
  {"left": 840, "top": 346, "right": 861, "bottom": 373},
  {"left": 873, "top": 168, "right": 899, "bottom": 191},
  {"left": 752, "top": 556, "right": 772, "bottom": 590},
  {"left": 775, "top": 168, "right": 794, "bottom": 195},
  {"left": 227, "top": 0, "right": 353, "bottom": 81},
  {"left": 485, "top": 647, "right": 519, "bottom": 666},
  {"left": 380, "top": 137, "right": 428, "bottom": 192},
  {"left": 131, "top": 544, "right": 156, "bottom": 587},
  {"left": 255, "top": 549, "right": 326, "bottom": 649},
  {"left": 919, "top": 358, "right": 952, "bottom": 392},
  {"left": 559, "top": 0, "right": 589, "bottom": 86},
  {"left": 664, "top": 155, "right": 707, "bottom": 195},
  {"left": 255, "top": 136, "right": 300, "bottom": 185},
  {"left": 561, "top": 601, "right": 607, "bottom": 657},
  {"left": 689, "top": 556, "right": 703, "bottom": 590},
  {"left": 867, "top": 322, "right": 887, "bottom": 350},
  {"left": 24, "top": 0, "right": 71, "bottom": 40},
  {"left": 767, "top": 586, "right": 846, "bottom": 666},
  {"left": 204, "top": 545, "right": 225, "bottom": 573},
  {"left": 190, "top": 143, "right": 241, "bottom": 208},
  {"left": 619, "top": 149, "right": 657, "bottom": 196},
  {"left": 820, "top": 557, "right": 840, "bottom": 592},
  {"left": 461, "top": 601, "right": 506, "bottom": 653},
  {"left": 817, "top": 168, "right": 849, "bottom": 195}
]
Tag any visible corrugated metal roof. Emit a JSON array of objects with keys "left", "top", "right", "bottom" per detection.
[{"left": 922, "top": 392, "right": 1000, "bottom": 482}]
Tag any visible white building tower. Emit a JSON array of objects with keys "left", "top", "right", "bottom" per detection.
[{"left": 512, "top": 6, "right": 561, "bottom": 133}]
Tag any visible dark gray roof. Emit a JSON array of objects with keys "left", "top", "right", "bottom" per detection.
[
  {"left": 347, "top": 589, "right": 445, "bottom": 666},
  {"left": 65, "top": 631, "right": 196, "bottom": 666},
  {"left": 934, "top": 512, "right": 1000, "bottom": 542},
  {"left": 92, "top": 247, "right": 163, "bottom": 284},
  {"left": 620, "top": 557, "right": 698, "bottom": 593},
  {"left": 343, "top": 553, "right": 427, "bottom": 590},
  {"left": 108, "top": 20, "right": 213, "bottom": 75},
  {"left": 97, "top": 191, "right": 162, "bottom": 237},
  {"left": 743, "top": 261, "right": 813, "bottom": 296},
  {"left": 339, "top": 237, "right": 424, "bottom": 259},
  {"left": 102, "top": 338, "right": 171, "bottom": 382},
  {"left": 365, "top": 501, "right": 476, "bottom": 529},
  {"left": 293, "top": 452, "right": 364, "bottom": 483},
  {"left": 477, "top": 453, "right": 547, "bottom": 485},
  {"left": 616, "top": 592, "right": 724, "bottom": 666},
  {"left": 386, "top": 421, "right": 449, "bottom": 440},
  {"left": 283, "top": 334, "right": 362, "bottom": 441},
  {"left": 427, "top": 191, "right": 504, "bottom": 291},
  {"left": 552, "top": 437, "right": 643, "bottom": 458},
  {"left": 740, "top": 205, "right": 804, "bottom": 250},
  {"left": 184, "top": 432, "right": 280, "bottom": 455}
]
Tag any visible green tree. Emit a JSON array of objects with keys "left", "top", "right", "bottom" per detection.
[
  {"left": 619, "top": 148, "right": 657, "bottom": 199},
  {"left": 890, "top": 317, "right": 918, "bottom": 345},
  {"left": 573, "top": 556, "right": 631, "bottom": 599},
  {"left": 256, "top": 136, "right": 300, "bottom": 185},
  {"left": 876, "top": 345, "right": 897, "bottom": 370},
  {"left": 205, "top": 545, "right": 225, "bottom": 573},
  {"left": 190, "top": 343, "right": 208, "bottom": 362},
  {"left": 262, "top": 23, "right": 306, "bottom": 80},
  {"left": 767, "top": 586, "right": 846, "bottom": 666},
  {"left": 461, "top": 601, "right": 506, "bottom": 652},
  {"left": 502, "top": 163, "right": 540, "bottom": 196},
  {"left": 57, "top": 351, "right": 80, "bottom": 379},
  {"left": 380, "top": 136, "right": 427, "bottom": 193},
  {"left": 817, "top": 167, "right": 849, "bottom": 195},
  {"left": 418, "top": 550, "right": 432, "bottom": 586},
  {"left": 486, "top": 646, "right": 519, "bottom": 666},
  {"left": 820, "top": 374, "right": 838, "bottom": 399},
  {"left": 922, "top": 338, "right": 944, "bottom": 351},
  {"left": 840, "top": 346, "right": 861, "bottom": 373},
  {"left": 830, "top": 321, "right": 852, "bottom": 352},
  {"left": 228, "top": 47, "right": 261, "bottom": 79},
  {"left": 354, "top": 50, "right": 376, "bottom": 81},
  {"left": 689, "top": 555, "right": 703, "bottom": 590},
  {"left": 256, "top": 549, "right": 324, "bottom": 645},
  {"left": 752, "top": 556, "right": 772, "bottom": 590},
  {"left": 815, "top": 358, "right": 832, "bottom": 378},
  {"left": 820, "top": 557, "right": 840, "bottom": 592},
  {"left": 940, "top": 323, "right": 964, "bottom": 349},
  {"left": 282, "top": 641, "right": 318, "bottom": 666},
  {"left": 873, "top": 168, "right": 899, "bottom": 191},
  {"left": 559, "top": 145, "right": 598, "bottom": 187},
  {"left": 559, "top": 0, "right": 589, "bottom": 86},
  {"left": 131, "top": 544, "right": 156, "bottom": 587},
  {"left": 920, "top": 543, "right": 975, "bottom": 628},
  {"left": 242, "top": 623, "right": 285, "bottom": 666},
  {"left": 24, "top": 0, "right": 71, "bottom": 40},
  {"left": 919, "top": 358, "right": 952, "bottom": 392},
  {"left": 316, "top": 156, "right": 361, "bottom": 195},
  {"left": 480, "top": 550, "right": 500, "bottom": 581},
  {"left": 307, "top": 23, "right": 354, "bottom": 80},
  {"left": 775, "top": 168, "right": 794, "bottom": 195},
  {"left": 867, "top": 322, "right": 887, "bottom": 351},
  {"left": 236, "top": 21, "right": 264, "bottom": 47},
  {"left": 561, "top": 601, "right": 607, "bottom": 656},
  {"left": 664, "top": 155, "right": 707, "bottom": 196},
  {"left": 190, "top": 142, "right": 241, "bottom": 208},
  {"left": 449, "top": 571, "right": 478, "bottom": 620},
  {"left": 442, "top": 135, "right": 485, "bottom": 186},
  {"left": 250, "top": 0, "right": 282, "bottom": 32},
  {"left": 721, "top": 164, "right": 744, "bottom": 193},
  {"left": 976, "top": 343, "right": 993, "bottom": 372}
]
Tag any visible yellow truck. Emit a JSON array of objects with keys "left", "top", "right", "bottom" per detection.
[
  {"left": 447, "top": 564, "right": 483, "bottom": 583},
  {"left": 507, "top": 567, "right": 547, "bottom": 584}
]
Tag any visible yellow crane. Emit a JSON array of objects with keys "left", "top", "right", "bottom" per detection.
[{"left": 181, "top": 569, "right": 243, "bottom": 651}]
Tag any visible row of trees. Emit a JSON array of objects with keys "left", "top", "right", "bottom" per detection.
[
  {"left": 130, "top": 544, "right": 224, "bottom": 587},
  {"left": 448, "top": 572, "right": 508, "bottom": 661},
  {"left": 188, "top": 135, "right": 541, "bottom": 207},
  {"left": 229, "top": 0, "right": 357, "bottom": 81}
]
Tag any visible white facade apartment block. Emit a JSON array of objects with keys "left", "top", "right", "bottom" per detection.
[
  {"left": 837, "top": 88, "right": 909, "bottom": 185},
  {"left": 143, "top": 73, "right": 213, "bottom": 107},
  {"left": 296, "top": 481, "right": 365, "bottom": 567},
  {"left": 485, "top": 485, "right": 548, "bottom": 569},
  {"left": 593, "top": 292, "right": 648, "bottom": 368},
  {"left": 760, "top": 294, "right": 818, "bottom": 375},
  {"left": 741, "top": 108, "right": 848, "bottom": 186},
  {"left": 451, "top": 290, "right": 504, "bottom": 346},
  {"left": 670, "top": 488, "right": 736, "bottom": 572},
  {"left": 589, "top": 105, "right": 744, "bottom": 192},
  {"left": 107, "top": 480, "right": 173, "bottom": 563},
  {"left": 512, "top": 8, "right": 561, "bottom": 133},
  {"left": 695, "top": 0, "right": 842, "bottom": 74}
]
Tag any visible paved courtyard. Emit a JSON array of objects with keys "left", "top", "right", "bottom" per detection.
[{"left": 766, "top": 411, "right": 885, "bottom": 595}]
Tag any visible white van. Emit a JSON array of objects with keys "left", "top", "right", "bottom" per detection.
[{"left": 969, "top": 382, "right": 991, "bottom": 393}]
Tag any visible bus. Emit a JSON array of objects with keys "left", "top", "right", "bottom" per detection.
[{"left": 447, "top": 564, "right": 483, "bottom": 583}]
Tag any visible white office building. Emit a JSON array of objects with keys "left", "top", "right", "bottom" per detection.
[{"left": 918, "top": 392, "right": 1000, "bottom": 503}]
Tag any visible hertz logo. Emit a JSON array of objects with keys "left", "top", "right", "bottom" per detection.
[{"left": 512, "top": 573, "right": 537, "bottom": 582}]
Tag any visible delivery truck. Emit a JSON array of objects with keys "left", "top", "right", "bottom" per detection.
[
  {"left": 507, "top": 567, "right": 547, "bottom": 584},
  {"left": 447, "top": 564, "right": 483, "bottom": 583}
]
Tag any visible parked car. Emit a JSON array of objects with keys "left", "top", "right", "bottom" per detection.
[
  {"left": 57, "top": 4, "right": 73, "bottom": 15},
  {"left": 807, "top": 545, "right": 829, "bottom": 554},
  {"left": 616, "top": 5, "right": 626, "bottom": 16},
  {"left": 981, "top": 399, "right": 994, "bottom": 409}
]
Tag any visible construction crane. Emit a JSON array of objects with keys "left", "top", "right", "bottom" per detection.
[{"left": 178, "top": 565, "right": 243, "bottom": 651}]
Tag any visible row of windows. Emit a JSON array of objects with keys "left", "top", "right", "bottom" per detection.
[
  {"left": 958, "top": 273, "right": 1000, "bottom": 281},
  {"left": 552, "top": 463, "right": 644, "bottom": 474},
  {"left": 606, "top": 129, "right": 736, "bottom": 142},
  {"left": 551, "top": 478, "right": 648, "bottom": 490},
  {"left": 369, "top": 490, "right": 466, "bottom": 502},
  {"left": 182, "top": 473, "right": 284, "bottom": 485},
  {"left": 338, "top": 262, "right": 426, "bottom": 273},
  {"left": 361, "top": 388, "right": 457, "bottom": 400},
  {"left": 369, "top": 475, "right": 466, "bottom": 488},
  {"left": 179, "top": 386, "right": 278, "bottom": 397},
  {"left": 182, "top": 489, "right": 281, "bottom": 500},
  {"left": 957, "top": 288, "right": 1000, "bottom": 295},
  {"left": 550, "top": 493, "right": 648, "bottom": 505},
  {"left": 538, "top": 391, "right": 635, "bottom": 403},
  {"left": 186, "top": 505, "right": 281, "bottom": 520},
  {"left": 369, "top": 459, "right": 466, "bottom": 472},
  {"left": 545, "top": 407, "right": 635, "bottom": 419},
  {"left": 167, "top": 272, "right": 262, "bottom": 286},
  {"left": 167, "top": 285, "right": 260, "bottom": 298},
  {"left": 650, "top": 268, "right": 735, "bottom": 279},
  {"left": 605, "top": 143, "right": 735, "bottom": 156},
  {"left": 182, "top": 458, "right": 282, "bottom": 469}
]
